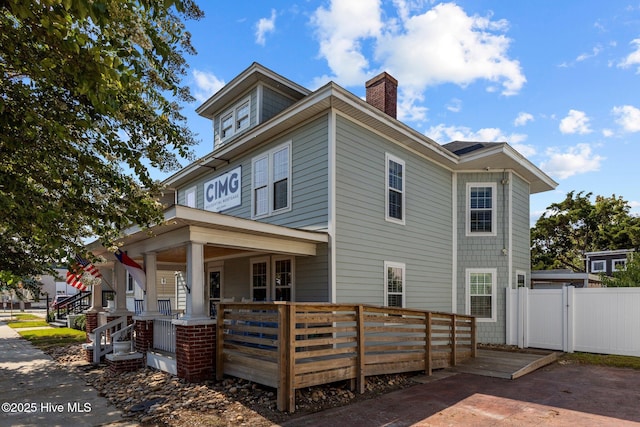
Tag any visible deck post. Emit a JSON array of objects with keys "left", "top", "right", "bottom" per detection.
[
  {"left": 451, "top": 314, "right": 457, "bottom": 367},
  {"left": 356, "top": 305, "right": 366, "bottom": 393},
  {"left": 425, "top": 312, "right": 432, "bottom": 375},
  {"left": 277, "top": 303, "right": 295, "bottom": 412},
  {"left": 215, "top": 303, "right": 224, "bottom": 381}
]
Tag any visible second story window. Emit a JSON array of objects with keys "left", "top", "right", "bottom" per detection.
[
  {"left": 386, "top": 153, "right": 405, "bottom": 224},
  {"left": 467, "top": 182, "right": 497, "bottom": 236},
  {"left": 219, "top": 97, "right": 251, "bottom": 143},
  {"left": 252, "top": 142, "right": 291, "bottom": 218}
]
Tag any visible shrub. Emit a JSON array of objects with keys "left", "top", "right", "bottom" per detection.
[{"left": 73, "top": 314, "right": 86, "bottom": 331}]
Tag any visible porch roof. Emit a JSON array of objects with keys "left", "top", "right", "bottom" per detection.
[{"left": 89, "top": 205, "right": 328, "bottom": 263}]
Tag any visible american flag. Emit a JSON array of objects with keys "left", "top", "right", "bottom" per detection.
[
  {"left": 75, "top": 254, "right": 103, "bottom": 278},
  {"left": 66, "top": 268, "right": 88, "bottom": 291}
]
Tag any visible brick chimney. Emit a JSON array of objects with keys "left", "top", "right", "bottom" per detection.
[{"left": 365, "top": 72, "right": 398, "bottom": 119}]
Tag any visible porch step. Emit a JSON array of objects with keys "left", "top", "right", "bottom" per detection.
[{"left": 49, "top": 320, "right": 68, "bottom": 328}]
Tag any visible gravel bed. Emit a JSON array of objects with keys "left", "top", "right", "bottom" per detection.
[{"left": 46, "top": 344, "right": 417, "bottom": 426}]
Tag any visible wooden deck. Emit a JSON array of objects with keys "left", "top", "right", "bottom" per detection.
[{"left": 450, "top": 349, "right": 558, "bottom": 379}]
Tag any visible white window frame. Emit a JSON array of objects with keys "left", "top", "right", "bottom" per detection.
[
  {"left": 219, "top": 97, "right": 251, "bottom": 143},
  {"left": 184, "top": 186, "right": 196, "bottom": 208},
  {"left": 591, "top": 260, "right": 606, "bottom": 273},
  {"left": 249, "top": 256, "right": 295, "bottom": 302},
  {"left": 466, "top": 268, "right": 497, "bottom": 322},
  {"left": 466, "top": 182, "right": 497, "bottom": 236},
  {"left": 612, "top": 258, "right": 627, "bottom": 272},
  {"left": 384, "top": 261, "right": 406, "bottom": 308},
  {"left": 250, "top": 256, "right": 270, "bottom": 302},
  {"left": 272, "top": 255, "right": 295, "bottom": 302},
  {"left": 385, "top": 153, "right": 406, "bottom": 225},
  {"left": 126, "top": 271, "right": 134, "bottom": 294},
  {"left": 251, "top": 141, "right": 292, "bottom": 218}
]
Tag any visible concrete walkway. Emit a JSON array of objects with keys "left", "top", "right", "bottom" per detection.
[{"left": 0, "top": 314, "right": 137, "bottom": 427}]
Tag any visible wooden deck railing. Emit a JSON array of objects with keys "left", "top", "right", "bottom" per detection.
[{"left": 216, "top": 303, "right": 476, "bottom": 412}]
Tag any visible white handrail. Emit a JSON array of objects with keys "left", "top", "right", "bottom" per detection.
[{"left": 91, "top": 316, "right": 128, "bottom": 364}]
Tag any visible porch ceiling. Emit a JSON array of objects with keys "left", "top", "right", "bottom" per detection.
[{"left": 88, "top": 205, "right": 328, "bottom": 262}]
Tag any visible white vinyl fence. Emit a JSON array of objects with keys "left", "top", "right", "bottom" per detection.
[{"left": 507, "top": 286, "right": 640, "bottom": 357}]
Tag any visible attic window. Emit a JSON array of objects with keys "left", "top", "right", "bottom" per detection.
[{"left": 219, "top": 97, "right": 250, "bottom": 143}]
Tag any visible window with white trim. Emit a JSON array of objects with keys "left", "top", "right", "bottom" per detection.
[
  {"left": 466, "top": 268, "right": 497, "bottom": 322},
  {"left": 591, "top": 260, "right": 606, "bottom": 273},
  {"left": 612, "top": 258, "right": 627, "bottom": 272},
  {"left": 126, "top": 272, "right": 134, "bottom": 293},
  {"left": 516, "top": 270, "right": 526, "bottom": 288},
  {"left": 385, "top": 153, "right": 405, "bottom": 224},
  {"left": 252, "top": 142, "right": 291, "bottom": 217},
  {"left": 219, "top": 97, "right": 251, "bottom": 142},
  {"left": 184, "top": 186, "right": 196, "bottom": 208},
  {"left": 250, "top": 257, "right": 269, "bottom": 302},
  {"left": 467, "top": 183, "right": 496, "bottom": 236},
  {"left": 384, "top": 261, "right": 405, "bottom": 308},
  {"left": 250, "top": 256, "right": 294, "bottom": 301},
  {"left": 274, "top": 257, "right": 293, "bottom": 301}
]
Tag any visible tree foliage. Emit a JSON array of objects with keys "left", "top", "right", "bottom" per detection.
[
  {"left": 601, "top": 254, "right": 640, "bottom": 287},
  {"left": 531, "top": 191, "right": 640, "bottom": 271},
  {"left": 0, "top": 0, "right": 203, "bottom": 286}
]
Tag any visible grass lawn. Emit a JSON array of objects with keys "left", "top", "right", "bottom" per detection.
[
  {"left": 17, "top": 328, "right": 86, "bottom": 351},
  {"left": 7, "top": 320, "right": 50, "bottom": 328},
  {"left": 561, "top": 352, "right": 640, "bottom": 370}
]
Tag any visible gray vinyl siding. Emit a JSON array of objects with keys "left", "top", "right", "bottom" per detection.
[
  {"left": 222, "top": 258, "right": 249, "bottom": 300},
  {"left": 455, "top": 172, "right": 510, "bottom": 344},
  {"left": 177, "top": 115, "right": 329, "bottom": 230},
  {"left": 261, "top": 85, "right": 297, "bottom": 123},
  {"left": 295, "top": 243, "right": 330, "bottom": 302},
  {"left": 334, "top": 115, "right": 453, "bottom": 312},
  {"left": 511, "top": 173, "right": 531, "bottom": 286}
]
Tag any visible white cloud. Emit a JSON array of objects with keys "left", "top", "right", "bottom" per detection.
[
  {"left": 192, "top": 70, "right": 225, "bottom": 103},
  {"left": 446, "top": 98, "right": 462, "bottom": 113},
  {"left": 612, "top": 105, "right": 640, "bottom": 132},
  {"left": 255, "top": 9, "right": 277, "bottom": 46},
  {"left": 576, "top": 45, "right": 602, "bottom": 62},
  {"left": 559, "top": 109, "right": 592, "bottom": 134},
  {"left": 514, "top": 112, "right": 534, "bottom": 127},
  {"left": 425, "top": 124, "right": 533, "bottom": 155},
  {"left": 310, "top": 0, "right": 383, "bottom": 87},
  {"left": 618, "top": 38, "right": 640, "bottom": 73},
  {"left": 602, "top": 128, "right": 614, "bottom": 137},
  {"left": 540, "top": 144, "right": 604, "bottom": 179},
  {"left": 310, "top": 1, "right": 525, "bottom": 120}
]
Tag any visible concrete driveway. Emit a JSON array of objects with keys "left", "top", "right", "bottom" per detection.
[{"left": 284, "top": 362, "right": 640, "bottom": 426}]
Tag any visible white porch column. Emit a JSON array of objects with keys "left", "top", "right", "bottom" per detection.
[
  {"left": 183, "top": 242, "right": 208, "bottom": 320},
  {"left": 88, "top": 274, "right": 103, "bottom": 312},
  {"left": 142, "top": 252, "right": 160, "bottom": 316},
  {"left": 109, "top": 261, "right": 130, "bottom": 315}
]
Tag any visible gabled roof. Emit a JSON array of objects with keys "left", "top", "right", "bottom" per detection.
[{"left": 170, "top": 63, "right": 557, "bottom": 194}]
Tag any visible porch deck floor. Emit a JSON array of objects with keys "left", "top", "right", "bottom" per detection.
[{"left": 447, "top": 349, "right": 558, "bottom": 379}]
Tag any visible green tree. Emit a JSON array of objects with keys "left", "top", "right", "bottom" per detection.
[
  {"left": 601, "top": 254, "right": 640, "bottom": 287},
  {"left": 0, "top": 0, "right": 203, "bottom": 288},
  {"left": 531, "top": 191, "right": 640, "bottom": 271}
]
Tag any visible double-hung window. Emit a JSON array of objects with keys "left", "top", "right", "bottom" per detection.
[
  {"left": 466, "top": 268, "right": 497, "bottom": 322},
  {"left": 184, "top": 186, "right": 196, "bottom": 208},
  {"left": 467, "top": 183, "right": 496, "bottom": 236},
  {"left": 591, "top": 260, "right": 606, "bottom": 273},
  {"left": 252, "top": 142, "right": 291, "bottom": 217},
  {"left": 384, "top": 261, "right": 405, "bottom": 308},
  {"left": 250, "top": 256, "right": 294, "bottom": 301},
  {"left": 219, "top": 97, "right": 251, "bottom": 143},
  {"left": 386, "top": 153, "right": 405, "bottom": 224}
]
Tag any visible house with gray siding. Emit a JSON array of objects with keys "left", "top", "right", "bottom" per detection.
[{"left": 89, "top": 62, "right": 556, "bottom": 347}]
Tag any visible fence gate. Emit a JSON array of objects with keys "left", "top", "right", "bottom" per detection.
[{"left": 507, "top": 286, "right": 640, "bottom": 357}]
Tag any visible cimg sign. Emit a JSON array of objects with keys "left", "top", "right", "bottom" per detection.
[{"left": 204, "top": 166, "right": 241, "bottom": 212}]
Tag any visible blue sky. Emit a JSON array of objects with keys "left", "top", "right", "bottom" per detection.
[{"left": 160, "top": 0, "right": 640, "bottom": 224}]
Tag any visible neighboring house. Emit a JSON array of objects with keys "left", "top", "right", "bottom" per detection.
[
  {"left": 89, "top": 62, "right": 556, "bottom": 346},
  {"left": 530, "top": 269, "right": 602, "bottom": 289},
  {"left": 585, "top": 249, "right": 635, "bottom": 276}
]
